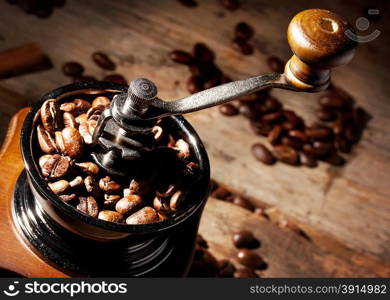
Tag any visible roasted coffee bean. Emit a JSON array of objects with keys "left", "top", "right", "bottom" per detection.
[
  {"left": 175, "top": 139, "right": 191, "bottom": 160},
  {"left": 92, "top": 96, "right": 111, "bottom": 110},
  {"left": 233, "top": 230, "right": 260, "bottom": 249},
  {"left": 84, "top": 176, "right": 100, "bottom": 197},
  {"left": 322, "top": 152, "right": 345, "bottom": 166},
  {"left": 103, "top": 194, "right": 121, "bottom": 208},
  {"left": 99, "top": 176, "right": 121, "bottom": 194},
  {"left": 299, "top": 152, "right": 317, "bottom": 168},
  {"left": 251, "top": 143, "right": 275, "bottom": 165},
  {"left": 305, "top": 126, "right": 333, "bottom": 140},
  {"left": 232, "top": 37, "right": 253, "bottom": 55},
  {"left": 239, "top": 103, "right": 258, "bottom": 119},
  {"left": 170, "top": 50, "right": 194, "bottom": 65},
  {"left": 335, "top": 135, "right": 351, "bottom": 153},
  {"left": 38, "top": 154, "right": 52, "bottom": 168},
  {"left": 262, "top": 97, "right": 282, "bottom": 113},
  {"left": 124, "top": 188, "right": 131, "bottom": 197},
  {"left": 193, "top": 43, "right": 215, "bottom": 62},
  {"left": 75, "top": 161, "right": 99, "bottom": 175},
  {"left": 73, "top": 99, "right": 91, "bottom": 114},
  {"left": 273, "top": 145, "right": 299, "bottom": 165},
  {"left": 235, "top": 22, "right": 254, "bottom": 40},
  {"left": 316, "top": 107, "right": 336, "bottom": 122},
  {"left": 48, "top": 180, "right": 69, "bottom": 195},
  {"left": 266, "top": 55, "right": 284, "bottom": 73},
  {"left": 331, "top": 118, "right": 345, "bottom": 135},
  {"left": 92, "top": 51, "right": 116, "bottom": 70},
  {"left": 75, "top": 113, "right": 87, "bottom": 124},
  {"left": 37, "top": 125, "right": 58, "bottom": 153},
  {"left": 126, "top": 207, "right": 160, "bottom": 225},
  {"left": 267, "top": 124, "right": 283, "bottom": 145},
  {"left": 77, "top": 196, "right": 98, "bottom": 217},
  {"left": 153, "top": 196, "right": 171, "bottom": 214},
  {"left": 60, "top": 102, "right": 76, "bottom": 113},
  {"left": 115, "top": 195, "right": 143, "bottom": 215},
  {"left": 98, "top": 210, "right": 124, "bottom": 223},
  {"left": 170, "top": 190, "right": 185, "bottom": 212},
  {"left": 233, "top": 267, "right": 259, "bottom": 278},
  {"left": 102, "top": 74, "right": 128, "bottom": 85},
  {"left": 178, "top": 0, "right": 198, "bottom": 7},
  {"left": 312, "top": 141, "right": 333, "bottom": 157},
  {"left": 281, "top": 136, "right": 302, "bottom": 150},
  {"left": 72, "top": 75, "right": 97, "bottom": 83},
  {"left": 318, "top": 92, "right": 349, "bottom": 108},
  {"left": 56, "top": 127, "right": 84, "bottom": 158},
  {"left": 261, "top": 111, "right": 283, "bottom": 123},
  {"left": 59, "top": 194, "right": 77, "bottom": 202},
  {"left": 40, "top": 99, "right": 62, "bottom": 133},
  {"left": 282, "top": 110, "right": 302, "bottom": 130},
  {"left": 62, "top": 61, "right": 84, "bottom": 77},
  {"left": 250, "top": 121, "right": 273, "bottom": 136},
  {"left": 63, "top": 112, "right": 77, "bottom": 128},
  {"left": 156, "top": 183, "right": 176, "bottom": 198},
  {"left": 288, "top": 129, "right": 308, "bottom": 143},
  {"left": 218, "top": 259, "right": 236, "bottom": 277},
  {"left": 79, "top": 119, "right": 97, "bottom": 144},
  {"left": 219, "top": 103, "right": 239, "bottom": 116},
  {"left": 237, "top": 249, "right": 266, "bottom": 270},
  {"left": 232, "top": 196, "right": 255, "bottom": 212},
  {"left": 40, "top": 154, "right": 70, "bottom": 179},
  {"left": 129, "top": 179, "right": 150, "bottom": 196},
  {"left": 220, "top": 0, "right": 239, "bottom": 11},
  {"left": 69, "top": 176, "right": 83, "bottom": 189},
  {"left": 187, "top": 76, "right": 203, "bottom": 94}
]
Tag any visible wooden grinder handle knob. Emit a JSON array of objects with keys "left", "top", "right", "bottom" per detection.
[{"left": 284, "top": 9, "right": 357, "bottom": 91}]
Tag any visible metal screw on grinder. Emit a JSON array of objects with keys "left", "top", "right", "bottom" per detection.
[{"left": 124, "top": 78, "right": 157, "bottom": 115}]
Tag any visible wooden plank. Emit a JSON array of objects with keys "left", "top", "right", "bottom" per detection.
[
  {"left": 200, "top": 198, "right": 390, "bottom": 277},
  {"left": 0, "top": 0, "right": 389, "bottom": 264}
]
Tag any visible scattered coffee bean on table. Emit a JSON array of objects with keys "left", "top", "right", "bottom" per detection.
[
  {"left": 236, "top": 249, "right": 267, "bottom": 270},
  {"left": 62, "top": 62, "right": 84, "bottom": 77},
  {"left": 92, "top": 51, "right": 116, "bottom": 70},
  {"left": 251, "top": 143, "right": 275, "bottom": 165},
  {"left": 232, "top": 230, "right": 260, "bottom": 249},
  {"left": 218, "top": 103, "right": 239, "bottom": 116}
]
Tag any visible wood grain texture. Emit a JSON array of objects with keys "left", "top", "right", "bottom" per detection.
[{"left": 0, "top": 0, "right": 389, "bottom": 269}]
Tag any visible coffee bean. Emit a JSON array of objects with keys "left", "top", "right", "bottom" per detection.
[
  {"left": 262, "top": 111, "right": 283, "bottom": 123},
  {"left": 102, "top": 74, "right": 128, "bottom": 85},
  {"left": 60, "top": 102, "right": 76, "bottom": 113},
  {"left": 236, "top": 249, "right": 266, "bottom": 270},
  {"left": 218, "top": 259, "right": 236, "bottom": 277},
  {"left": 305, "top": 126, "right": 333, "bottom": 140},
  {"left": 129, "top": 179, "right": 150, "bottom": 196},
  {"left": 40, "top": 154, "right": 70, "bottom": 179},
  {"left": 174, "top": 139, "right": 191, "bottom": 160},
  {"left": 37, "top": 125, "right": 58, "bottom": 153},
  {"left": 170, "top": 190, "right": 185, "bottom": 212},
  {"left": 239, "top": 102, "right": 259, "bottom": 119},
  {"left": 273, "top": 145, "right": 299, "bottom": 165},
  {"left": 318, "top": 92, "right": 349, "bottom": 108},
  {"left": 187, "top": 76, "right": 203, "bottom": 94},
  {"left": 126, "top": 207, "right": 160, "bottom": 225},
  {"left": 267, "top": 124, "right": 283, "bottom": 145},
  {"left": 103, "top": 194, "right": 121, "bottom": 208},
  {"left": 84, "top": 176, "right": 100, "bottom": 197},
  {"left": 235, "top": 22, "right": 254, "bottom": 40},
  {"left": 233, "top": 267, "right": 259, "bottom": 278},
  {"left": 73, "top": 99, "right": 91, "bottom": 114},
  {"left": 193, "top": 43, "right": 215, "bottom": 62},
  {"left": 62, "top": 112, "right": 76, "bottom": 128},
  {"left": 178, "top": 0, "right": 198, "bottom": 7},
  {"left": 56, "top": 127, "right": 84, "bottom": 158},
  {"left": 282, "top": 110, "right": 303, "bottom": 130},
  {"left": 79, "top": 119, "right": 97, "bottom": 144},
  {"left": 62, "top": 61, "right": 84, "bottom": 77},
  {"left": 69, "top": 176, "right": 83, "bottom": 189},
  {"left": 266, "top": 55, "right": 284, "bottom": 73},
  {"left": 281, "top": 136, "right": 302, "bottom": 150},
  {"left": 170, "top": 50, "right": 194, "bottom": 65},
  {"left": 77, "top": 196, "right": 98, "bottom": 217},
  {"left": 312, "top": 141, "right": 333, "bottom": 157},
  {"left": 40, "top": 99, "right": 62, "bottom": 133},
  {"left": 153, "top": 196, "right": 171, "bottom": 214},
  {"left": 59, "top": 194, "right": 77, "bottom": 202},
  {"left": 72, "top": 75, "right": 97, "bottom": 83},
  {"left": 219, "top": 103, "right": 239, "bottom": 116},
  {"left": 232, "top": 196, "right": 255, "bottom": 212},
  {"left": 99, "top": 176, "right": 121, "bottom": 194},
  {"left": 115, "top": 195, "right": 143, "bottom": 215},
  {"left": 232, "top": 37, "right": 253, "bottom": 55},
  {"left": 48, "top": 180, "right": 69, "bottom": 195},
  {"left": 220, "top": 0, "right": 239, "bottom": 11},
  {"left": 288, "top": 129, "right": 308, "bottom": 143},
  {"left": 233, "top": 230, "right": 260, "bottom": 249},
  {"left": 75, "top": 161, "right": 99, "bottom": 175},
  {"left": 299, "top": 152, "right": 317, "bottom": 168},
  {"left": 251, "top": 143, "right": 275, "bottom": 165},
  {"left": 98, "top": 210, "right": 124, "bottom": 223},
  {"left": 92, "top": 51, "right": 116, "bottom": 70},
  {"left": 250, "top": 121, "right": 273, "bottom": 136},
  {"left": 316, "top": 107, "right": 336, "bottom": 122}
]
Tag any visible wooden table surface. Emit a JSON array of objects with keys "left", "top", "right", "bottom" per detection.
[{"left": 0, "top": 0, "right": 389, "bottom": 277}]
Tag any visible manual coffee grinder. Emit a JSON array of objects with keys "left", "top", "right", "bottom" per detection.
[{"left": 0, "top": 9, "right": 356, "bottom": 277}]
